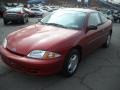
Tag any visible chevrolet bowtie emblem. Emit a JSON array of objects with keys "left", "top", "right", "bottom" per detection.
[{"left": 11, "top": 48, "right": 16, "bottom": 52}]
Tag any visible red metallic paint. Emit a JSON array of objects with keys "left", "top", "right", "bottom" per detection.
[
  {"left": 0, "top": 9, "right": 112, "bottom": 75},
  {"left": 0, "top": 46, "right": 64, "bottom": 75}
]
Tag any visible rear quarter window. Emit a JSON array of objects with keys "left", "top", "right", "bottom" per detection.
[
  {"left": 88, "top": 12, "right": 102, "bottom": 26},
  {"left": 99, "top": 12, "right": 108, "bottom": 23}
]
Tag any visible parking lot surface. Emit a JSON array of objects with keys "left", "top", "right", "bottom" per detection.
[{"left": 0, "top": 17, "right": 120, "bottom": 90}]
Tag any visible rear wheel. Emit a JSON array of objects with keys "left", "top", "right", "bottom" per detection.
[
  {"left": 103, "top": 34, "right": 111, "bottom": 48},
  {"left": 22, "top": 16, "right": 28, "bottom": 24},
  {"left": 26, "top": 16, "right": 29, "bottom": 22},
  {"left": 3, "top": 19, "right": 8, "bottom": 25},
  {"left": 62, "top": 49, "right": 80, "bottom": 77}
]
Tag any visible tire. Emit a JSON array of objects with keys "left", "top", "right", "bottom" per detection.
[
  {"left": 62, "top": 49, "right": 80, "bottom": 77},
  {"left": 26, "top": 16, "right": 29, "bottom": 22},
  {"left": 3, "top": 19, "right": 8, "bottom": 25},
  {"left": 103, "top": 34, "right": 111, "bottom": 48},
  {"left": 22, "top": 16, "right": 28, "bottom": 24},
  {"left": 26, "top": 17, "right": 29, "bottom": 22},
  {"left": 12, "top": 21, "right": 17, "bottom": 24},
  {"left": 114, "top": 18, "right": 118, "bottom": 23},
  {"left": 114, "top": 19, "right": 116, "bottom": 23},
  {"left": 21, "top": 17, "right": 25, "bottom": 24}
]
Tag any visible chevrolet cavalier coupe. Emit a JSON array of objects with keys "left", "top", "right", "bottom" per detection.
[{"left": 0, "top": 8, "right": 112, "bottom": 77}]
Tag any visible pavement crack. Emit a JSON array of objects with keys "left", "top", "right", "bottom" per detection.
[
  {"left": 103, "top": 57, "right": 113, "bottom": 64},
  {"left": 78, "top": 66, "right": 102, "bottom": 90},
  {"left": 80, "top": 82, "right": 93, "bottom": 90},
  {"left": 116, "top": 48, "right": 120, "bottom": 59},
  {"left": 40, "top": 77, "right": 65, "bottom": 90},
  {"left": 0, "top": 70, "right": 13, "bottom": 77}
]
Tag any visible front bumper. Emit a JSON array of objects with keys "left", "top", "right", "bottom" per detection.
[{"left": 0, "top": 46, "right": 64, "bottom": 75}]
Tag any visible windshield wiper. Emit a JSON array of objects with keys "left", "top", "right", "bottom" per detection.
[
  {"left": 42, "top": 23, "right": 68, "bottom": 28},
  {"left": 40, "top": 22, "right": 77, "bottom": 29}
]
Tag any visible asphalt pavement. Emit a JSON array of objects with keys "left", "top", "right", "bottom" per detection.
[{"left": 0, "top": 17, "right": 120, "bottom": 90}]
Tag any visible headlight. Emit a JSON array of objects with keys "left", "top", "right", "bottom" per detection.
[
  {"left": 27, "top": 50, "right": 61, "bottom": 59},
  {"left": 3, "top": 38, "right": 7, "bottom": 48}
]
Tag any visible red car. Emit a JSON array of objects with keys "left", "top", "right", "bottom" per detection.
[{"left": 0, "top": 8, "right": 112, "bottom": 77}]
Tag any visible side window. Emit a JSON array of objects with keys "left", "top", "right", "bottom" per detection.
[
  {"left": 88, "top": 12, "right": 101, "bottom": 26},
  {"left": 99, "top": 12, "right": 108, "bottom": 23}
]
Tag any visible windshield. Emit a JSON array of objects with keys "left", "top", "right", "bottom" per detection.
[
  {"left": 7, "top": 7, "right": 22, "bottom": 12},
  {"left": 40, "top": 10, "right": 86, "bottom": 29},
  {"left": 31, "top": 9, "right": 40, "bottom": 11}
]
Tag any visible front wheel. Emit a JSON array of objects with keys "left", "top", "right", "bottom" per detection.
[{"left": 62, "top": 49, "right": 80, "bottom": 77}]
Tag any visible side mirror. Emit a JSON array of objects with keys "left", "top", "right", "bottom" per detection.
[{"left": 87, "top": 25, "right": 97, "bottom": 30}]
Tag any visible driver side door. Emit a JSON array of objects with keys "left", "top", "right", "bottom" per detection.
[{"left": 83, "top": 12, "right": 104, "bottom": 55}]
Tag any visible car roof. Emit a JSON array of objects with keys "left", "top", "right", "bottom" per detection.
[{"left": 58, "top": 8, "right": 97, "bottom": 13}]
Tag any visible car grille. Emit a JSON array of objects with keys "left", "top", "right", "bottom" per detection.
[{"left": 6, "top": 48, "right": 25, "bottom": 57}]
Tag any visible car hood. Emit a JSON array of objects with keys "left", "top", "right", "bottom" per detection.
[{"left": 6, "top": 24, "right": 81, "bottom": 55}]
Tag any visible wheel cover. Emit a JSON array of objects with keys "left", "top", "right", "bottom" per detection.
[
  {"left": 68, "top": 54, "right": 79, "bottom": 73},
  {"left": 107, "top": 35, "right": 111, "bottom": 46},
  {"left": 24, "top": 17, "right": 27, "bottom": 23}
]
